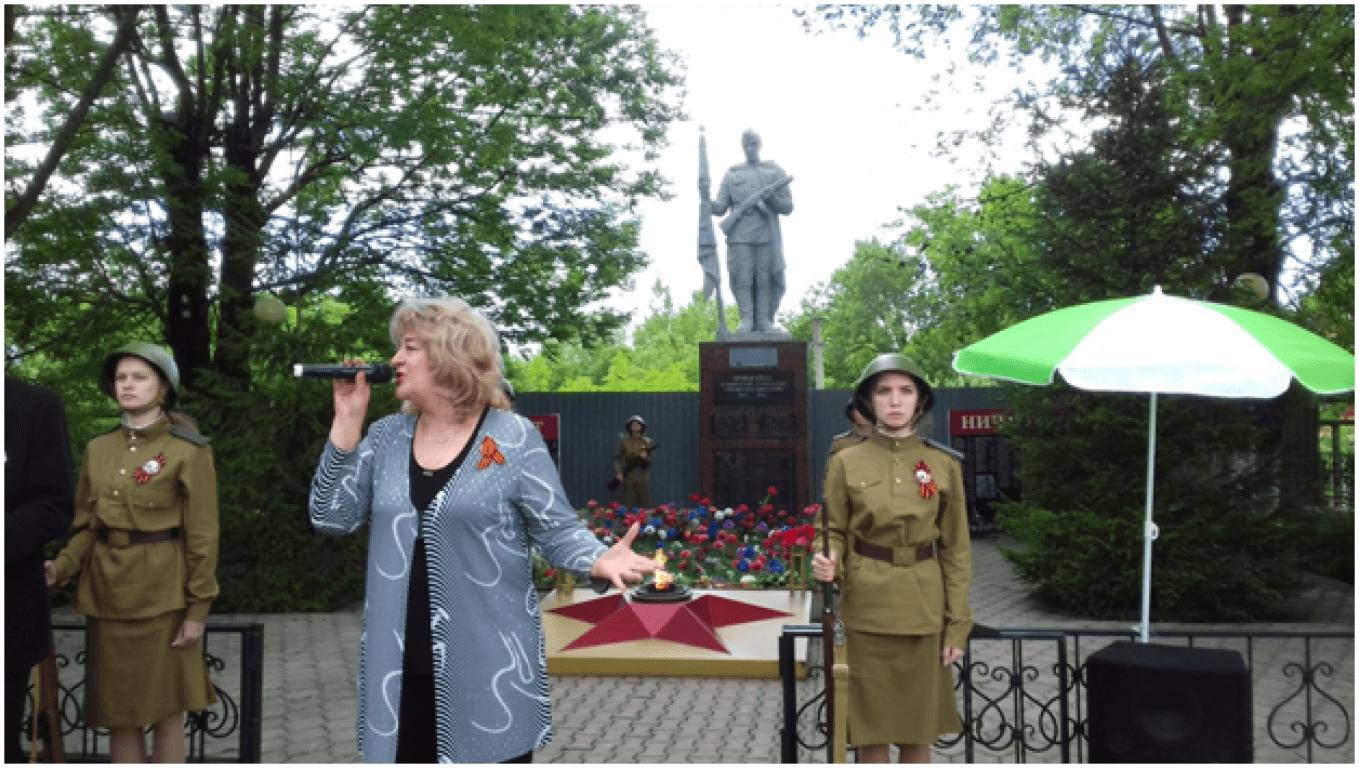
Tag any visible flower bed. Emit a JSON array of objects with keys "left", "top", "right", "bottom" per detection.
[{"left": 533, "top": 487, "right": 819, "bottom": 589}]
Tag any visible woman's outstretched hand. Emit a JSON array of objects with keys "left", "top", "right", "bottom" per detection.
[{"left": 589, "top": 522, "right": 659, "bottom": 592}]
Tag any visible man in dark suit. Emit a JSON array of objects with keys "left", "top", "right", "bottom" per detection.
[{"left": 5, "top": 377, "right": 75, "bottom": 762}]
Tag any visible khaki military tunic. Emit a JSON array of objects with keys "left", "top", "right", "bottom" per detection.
[
  {"left": 816, "top": 431, "right": 973, "bottom": 747},
  {"left": 52, "top": 416, "right": 220, "bottom": 620}
]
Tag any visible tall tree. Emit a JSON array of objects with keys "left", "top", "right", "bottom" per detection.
[
  {"left": 5, "top": 4, "right": 684, "bottom": 391},
  {"left": 804, "top": 4, "right": 1354, "bottom": 305}
]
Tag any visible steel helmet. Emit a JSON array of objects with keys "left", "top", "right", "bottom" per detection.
[
  {"left": 100, "top": 342, "right": 180, "bottom": 409},
  {"left": 853, "top": 353, "right": 933, "bottom": 423},
  {"left": 624, "top": 415, "right": 646, "bottom": 434}
]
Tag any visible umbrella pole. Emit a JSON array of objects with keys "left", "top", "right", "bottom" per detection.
[{"left": 1139, "top": 393, "right": 1159, "bottom": 643}]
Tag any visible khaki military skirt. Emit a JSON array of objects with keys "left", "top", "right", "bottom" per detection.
[
  {"left": 845, "top": 629, "right": 962, "bottom": 747},
  {"left": 84, "top": 610, "right": 217, "bottom": 728}
]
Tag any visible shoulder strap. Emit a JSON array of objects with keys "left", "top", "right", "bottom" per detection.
[
  {"left": 169, "top": 425, "right": 210, "bottom": 446},
  {"left": 923, "top": 437, "right": 963, "bottom": 463}
]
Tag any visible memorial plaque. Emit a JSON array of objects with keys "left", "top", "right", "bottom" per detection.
[
  {"left": 756, "top": 413, "right": 799, "bottom": 439},
  {"left": 711, "top": 413, "right": 749, "bottom": 439},
  {"left": 700, "top": 341, "right": 811, "bottom": 516},
  {"left": 713, "top": 371, "right": 794, "bottom": 406},
  {"left": 729, "top": 347, "right": 778, "bottom": 368},
  {"left": 713, "top": 449, "right": 796, "bottom": 512}
]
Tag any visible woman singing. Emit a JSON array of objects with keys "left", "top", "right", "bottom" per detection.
[
  {"left": 46, "top": 343, "right": 219, "bottom": 763},
  {"left": 812, "top": 353, "right": 973, "bottom": 763},
  {"left": 309, "top": 296, "right": 656, "bottom": 763}
]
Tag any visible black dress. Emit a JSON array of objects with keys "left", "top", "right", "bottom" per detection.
[{"left": 395, "top": 410, "right": 531, "bottom": 764}]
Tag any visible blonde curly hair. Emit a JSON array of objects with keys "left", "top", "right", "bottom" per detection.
[{"left": 388, "top": 296, "right": 511, "bottom": 416}]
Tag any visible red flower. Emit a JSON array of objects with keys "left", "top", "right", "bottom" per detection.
[
  {"left": 804, "top": 504, "right": 821, "bottom": 516},
  {"left": 545, "top": 569, "right": 556, "bottom": 578},
  {"left": 588, "top": 500, "right": 598, "bottom": 508},
  {"left": 760, "top": 504, "right": 773, "bottom": 514},
  {"left": 609, "top": 501, "right": 621, "bottom": 510},
  {"left": 795, "top": 536, "right": 810, "bottom": 547},
  {"left": 604, "top": 511, "right": 615, "bottom": 520},
  {"left": 700, "top": 497, "right": 712, "bottom": 506},
  {"left": 690, "top": 493, "right": 701, "bottom": 502},
  {"left": 679, "top": 550, "right": 692, "bottom": 560},
  {"left": 767, "top": 486, "right": 778, "bottom": 496},
  {"left": 683, "top": 530, "right": 692, "bottom": 541},
  {"left": 752, "top": 558, "right": 765, "bottom": 572}
]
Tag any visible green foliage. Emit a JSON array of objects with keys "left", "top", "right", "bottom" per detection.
[
  {"left": 804, "top": 4, "right": 1354, "bottom": 309},
  {"left": 783, "top": 239, "right": 934, "bottom": 387},
  {"left": 506, "top": 283, "right": 738, "bottom": 393},
  {"left": 1299, "top": 508, "right": 1355, "bottom": 585},
  {"left": 994, "top": 383, "right": 1305, "bottom": 621}
]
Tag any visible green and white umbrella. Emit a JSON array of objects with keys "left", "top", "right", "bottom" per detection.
[{"left": 952, "top": 286, "right": 1355, "bottom": 641}]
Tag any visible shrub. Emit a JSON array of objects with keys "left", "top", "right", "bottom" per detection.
[{"left": 995, "top": 381, "right": 1308, "bottom": 622}]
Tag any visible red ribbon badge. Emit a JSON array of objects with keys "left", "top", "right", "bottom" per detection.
[
  {"left": 133, "top": 453, "right": 167, "bottom": 484},
  {"left": 914, "top": 460, "right": 938, "bottom": 499}
]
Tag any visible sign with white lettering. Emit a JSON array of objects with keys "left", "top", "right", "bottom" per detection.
[{"left": 949, "top": 409, "right": 1015, "bottom": 435}]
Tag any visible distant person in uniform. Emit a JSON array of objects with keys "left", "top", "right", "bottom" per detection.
[
  {"left": 45, "top": 343, "right": 220, "bottom": 763},
  {"left": 613, "top": 415, "right": 655, "bottom": 510},
  {"left": 812, "top": 354, "right": 973, "bottom": 764},
  {"left": 5, "top": 377, "right": 76, "bottom": 764},
  {"left": 828, "top": 398, "right": 872, "bottom": 458}
]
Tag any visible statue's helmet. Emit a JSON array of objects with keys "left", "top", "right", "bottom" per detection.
[
  {"left": 853, "top": 353, "right": 933, "bottom": 424},
  {"left": 100, "top": 342, "right": 181, "bottom": 409}
]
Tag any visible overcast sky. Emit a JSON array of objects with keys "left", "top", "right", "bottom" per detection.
[{"left": 612, "top": 4, "right": 1048, "bottom": 331}]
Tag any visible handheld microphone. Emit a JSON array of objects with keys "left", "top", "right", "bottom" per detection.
[{"left": 293, "top": 363, "right": 394, "bottom": 385}]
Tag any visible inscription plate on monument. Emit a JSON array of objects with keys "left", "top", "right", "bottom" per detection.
[
  {"left": 711, "top": 413, "right": 749, "bottom": 439},
  {"left": 714, "top": 449, "right": 795, "bottom": 512},
  {"left": 729, "top": 347, "right": 778, "bottom": 368},
  {"left": 757, "top": 413, "right": 800, "bottom": 439},
  {"left": 713, "top": 371, "right": 794, "bottom": 406}
]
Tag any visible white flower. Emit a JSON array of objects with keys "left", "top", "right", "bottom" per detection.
[{"left": 643, "top": 525, "right": 656, "bottom": 535}]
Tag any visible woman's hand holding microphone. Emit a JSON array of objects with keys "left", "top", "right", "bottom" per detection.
[{"left": 329, "top": 358, "right": 372, "bottom": 452}]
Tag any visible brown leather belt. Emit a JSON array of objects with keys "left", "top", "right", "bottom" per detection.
[
  {"left": 854, "top": 538, "right": 936, "bottom": 566},
  {"left": 97, "top": 528, "right": 181, "bottom": 546}
]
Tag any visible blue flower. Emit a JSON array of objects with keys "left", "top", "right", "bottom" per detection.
[
  {"left": 756, "top": 522, "right": 768, "bottom": 532},
  {"left": 736, "top": 560, "right": 750, "bottom": 572},
  {"left": 688, "top": 511, "right": 698, "bottom": 519},
  {"left": 655, "top": 541, "right": 664, "bottom": 549},
  {"left": 667, "top": 529, "right": 679, "bottom": 540},
  {"left": 769, "top": 560, "right": 785, "bottom": 575},
  {"left": 707, "top": 522, "right": 719, "bottom": 538}
]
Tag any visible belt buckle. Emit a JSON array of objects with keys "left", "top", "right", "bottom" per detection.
[{"left": 107, "top": 530, "right": 131, "bottom": 547}]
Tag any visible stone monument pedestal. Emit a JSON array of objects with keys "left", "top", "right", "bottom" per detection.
[{"left": 699, "top": 340, "right": 810, "bottom": 518}]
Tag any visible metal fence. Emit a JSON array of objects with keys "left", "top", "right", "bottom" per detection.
[
  {"left": 1319, "top": 420, "right": 1354, "bottom": 510},
  {"left": 23, "top": 623, "right": 264, "bottom": 763},
  {"left": 779, "top": 624, "right": 1354, "bottom": 764}
]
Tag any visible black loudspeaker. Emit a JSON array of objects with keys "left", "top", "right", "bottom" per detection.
[{"left": 1087, "top": 641, "right": 1252, "bottom": 763}]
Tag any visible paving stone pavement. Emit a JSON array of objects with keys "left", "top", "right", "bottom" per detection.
[{"left": 48, "top": 534, "right": 1352, "bottom": 763}]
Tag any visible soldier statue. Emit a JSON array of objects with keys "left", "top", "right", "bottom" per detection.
[{"left": 705, "top": 130, "right": 794, "bottom": 336}]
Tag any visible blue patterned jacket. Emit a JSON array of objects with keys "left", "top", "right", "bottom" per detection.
[{"left": 309, "top": 409, "right": 606, "bottom": 763}]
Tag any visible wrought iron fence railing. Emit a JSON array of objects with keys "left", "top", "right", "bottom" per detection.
[
  {"left": 779, "top": 624, "right": 1353, "bottom": 764},
  {"left": 23, "top": 622, "right": 264, "bottom": 763}
]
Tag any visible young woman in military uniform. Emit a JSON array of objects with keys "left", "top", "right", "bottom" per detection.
[
  {"left": 45, "top": 343, "right": 219, "bottom": 763},
  {"left": 812, "top": 354, "right": 973, "bottom": 763},
  {"left": 613, "top": 415, "right": 655, "bottom": 509}
]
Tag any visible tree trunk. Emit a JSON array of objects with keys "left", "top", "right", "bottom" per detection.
[
  {"left": 215, "top": 121, "right": 267, "bottom": 388},
  {"left": 158, "top": 117, "right": 214, "bottom": 393}
]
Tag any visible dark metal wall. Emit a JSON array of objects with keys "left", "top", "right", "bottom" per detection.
[{"left": 516, "top": 387, "right": 1010, "bottom": 510}]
